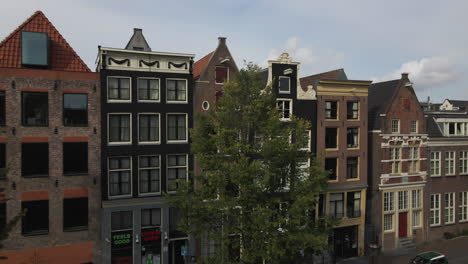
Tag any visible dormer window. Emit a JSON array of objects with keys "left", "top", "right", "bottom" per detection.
[
  {"left": 278, "top": 76, "right": 290, "bottom": 94},
  {"left": 215, "top": 66, "right": 228, "bottom": 84},
  {"left": 21, "top": 31, "right": 49, "bottom": 67}
]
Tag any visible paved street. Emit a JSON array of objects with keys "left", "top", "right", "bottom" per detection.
[{"left": 338, "top": 236, "right": 468, "bottom": 264}]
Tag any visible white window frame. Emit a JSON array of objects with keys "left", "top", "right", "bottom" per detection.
[
  {"left": 138, "top": 155, "right": 161, "bottom": 196},
  {"left": 347, "top": 101, "right": 359, "bottom": 120},
  {"left": 137, "top": 77, "right": 160, "bottom": 103},
  {"left": 390, "top": 147, "right": 401, "bottom": 174},
  {"left": 278, "top": 76, "right": 291, "bottom": 94},
  {"left": 166, "top": 78, "right": 188, "bottom": 104},
  {"left": 412, "top": 210, "right": 421, "bottom": 228},
  {"left": 107, "top": 76, "right": 131, "bottom": 103},
  {"left": 430, "top": 152, "right": 441, "bottom": 177},
  {"left": 166, "top": 113, "right": 188, "bottom": 144},
  {"left": 108, "top": 156, "right": 132, "bottom": 198},
  {"left": 430, "top": 193, "right": 441, "bottom": 226},
  {"left": 409, "top": 147, "right": 419, "bottom": 174},
  {"left": 215, "top": 66, "right": 229, "bottom": 84},
  {"left": 445, "top": 192, "right": 455, "bottom": 224},
  {"left": 460, "top": 151, "right": 468, "bottom": 175},
  {"left": 300, "top": 130, "right": 312, "bottom": 152},
  {"left": 138, "top": 113, "right": 161, "bottom": 145},
  {"left": 459, "top": 191, "right": 468, "bottom": 222},
  {"left": 410, "top": 120, "right": 418, "bottom": 133},
  {"left": 412, "top": 189, "right": 422, "bottom": 209},
  {"left": 383, "top": 192, "right": 395, "bottom": 212},
  {"left": 166, "top": 154, "right": 188, "bottom": 193},
  {"left": 107, "top": 113, "right": 132, "bottom": 145},
  {"left": 398, "top": 190, "right": 408, "bottom": 210},
  {"left": 445, "top": 151, "right": 455, "bottom": 176},
  {"left": 383, "top": 214, "right": 394, "bottom": 232},
  {"left": 391, "top": 119, "right": 400, "bottom": 133},
  {"left": 277, "top": 99, "right": 293, "bottom": 121}
]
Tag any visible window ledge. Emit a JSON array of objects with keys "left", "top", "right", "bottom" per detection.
[
  {"left": 430, "top": 224, "right": 442, "bottom": 228},
  {"left": 444, "top": 222, "right": 456, "bottom": 226},
  {"left": 63, "top": 125, "right": 88, "bottom": 128},
  {"left": 166, "top": 140, "right": 188, "bottom": 144},
  {"left": 22, "top": 231, "right": 49, "bottom": 237},
  {"left": 63, "top": 226, "right": 88, "bottom": 232},
  {"left": 22, "top": 124, "right": 49, "bottom": 127},
  {"left": 166, "top": 101, "right": 188, "bottom": 104},
  {"left": 64, "top": 173, "right": 88, "bottom": 177},
  {"left": 22, "top": 174, "right": 49, "bottom": 178}
]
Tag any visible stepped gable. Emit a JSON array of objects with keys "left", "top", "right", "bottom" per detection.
[{"left": 0, "top": 10, "right": 90, "bottom": 72}]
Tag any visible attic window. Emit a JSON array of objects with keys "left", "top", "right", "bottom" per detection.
[
  {"left": 215, "top": 66, "right": 228, "bottom": 84},
  {"left": 21, "top": 31, "right": 49, "bottom": 67},
  {"left": 133, "top": 47, "right": 144, "bottom": 51}
]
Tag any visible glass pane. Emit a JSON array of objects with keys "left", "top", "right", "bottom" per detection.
[
  {"left": 168, "top": 155, "right": 177, "bottom": 166},
  {"left": 22, "top": 32, "right": 48, "bottom": 66},
  {"left": 120, "top": 158, "right": 130, "bottom": 169},
  {"left": 177, "top": 155, "right": 186, "bottom": 166}
]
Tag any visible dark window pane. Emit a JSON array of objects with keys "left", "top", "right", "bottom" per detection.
[
  {"left": 347, "top": 101, "right": 359, "bottom": 120},
  {"left": 63, "top": 94, "right": 87, "bottom": 126},
  {"left": 0, "top": 203, "right": 5, "bottom": 231},
  {"left": 21, "top": 32, "right": 48, "bottom": 66},
  {"left": 279, "top": 77, "right": 290, "bottom": 93},
  {"left": 22, "top": 143, "right": 48, "bottom": 177},
  {"left": 329, "top": 193, "right": 344, "bottom": 218},
  {"left": 347, "top": 128, "right": 359, "bottom": 148},
  {"left": 22, "top": 200, "right": 48, "bottom": 235},
  {"left": 169, "top": 208, "right": 186, "bottom": 238},
  {"left": 138, "top": 79, "right": 159, "bottom": 101},
  {"left": 0, "top": 91, "right": 5, "bottom": 126},
  {"left": 22, "top": 92, "right": 48, "bottom": 126},
  {"left": 325, "top": 158, "right": 337, "bottom": 180},
  {"left": 108, "top": 77, "right": 130, "bottom": 101},
  {"left": 325, "top": 101, "right": 337, "bottom": 119},
  {"left": 167, "top": 114, "right": 186, "bottom": 141},
  {"left": 109, "top": 157, "right": 132, "bottom": 196},
  {"left": 347, "top": 157, "right": 358, "bottom": 179},
  {"left": 325, "top": 128, "right": 337, "bottom": 149},
  {"left": 215, "top": 66, "right": 228, "bottom": 84},
  {"left": 63, "top": 197, "right": 88, "bottom": 231},
  {"left": 111, "top": 211, "right": 133, "bottom": 231},
  {"left": 0, "top": 144, "right": 5, "bottom": 179},
  {"left": 63, "top": 142, "right": 88, "bottom": 174},
  {"left": 139, "top": 114, "right": 159, "bottom": 142},
  {"left": 167, "top": 80, "right": 187, "bottom": 102},
  {"left": 109, "top": 114, "right": 130, "bottom": 143},
  {"left": 347, "top": 191, "right": 361, "bottom": 218},
  {"left": 142, "top": 208, "right": 161, "bottom": 227}
]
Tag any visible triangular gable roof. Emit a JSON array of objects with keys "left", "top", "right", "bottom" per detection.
[
  {"left": 300, "top": 68, "right": 347, "bottom": 90},
  {"left": 0, "top": 10, "right": 90, "bottom": 72},
  {"left": 193, "top": 51, "right": 214, "bottom": 80},
  {"left": 368, "top": 79, "right": 401, "bottom": 130},
  {"left": 125, "top": 28, "right": 151, "bottom": 51}
]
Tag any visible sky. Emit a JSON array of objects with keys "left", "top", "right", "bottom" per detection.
[{"left": 1, "top": 0, "right": 467, "bottom": 102}]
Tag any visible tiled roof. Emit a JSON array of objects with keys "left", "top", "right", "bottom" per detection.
[
  {"left": 0, "top": 10, "right": 90, "bottom": 72},
  {"left": 193, "top": 51, "right": 213, "bottom": 79},
  {"left": 300, "top": 68, "right": 347, "bottom": 90},
  {"left": 368, "top": 79, "right": 401, "bottom": 130}
]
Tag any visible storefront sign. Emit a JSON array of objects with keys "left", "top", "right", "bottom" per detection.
[
  {"left": 141, "top": 228, "right": 161, "bottom": 245},
  {"left": 111, "top": 230, "right": 133, "bottom": 249}
]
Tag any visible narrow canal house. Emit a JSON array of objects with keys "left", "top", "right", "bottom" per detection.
[{"left": 97, "top": 28, "right": 194, "bottom": 264}]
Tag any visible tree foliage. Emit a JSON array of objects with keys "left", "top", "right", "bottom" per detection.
[{"left": 167, "top": 63, "right": 332, "bottom": 264}]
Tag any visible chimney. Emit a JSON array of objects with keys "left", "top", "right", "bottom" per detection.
[
  {"left": 134, "top": 28, "right": 142, "bottom": 33},
  {"left": 401, "top": 72, "right": 409, "bottom": 79},
  {"left": 218, "top": 37, "right": 226, "bottom": 46}
]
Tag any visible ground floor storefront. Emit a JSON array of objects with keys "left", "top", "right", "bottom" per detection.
[{"left": 101, "top": 199, "right": 194, "bottom": 264}]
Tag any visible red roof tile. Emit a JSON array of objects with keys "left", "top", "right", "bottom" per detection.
[
  {"left": 0, "top": 10, "right": 90, "bottom": 72},
  {"left": 193, "top": 51, "right": 213, "bottom": 79}
]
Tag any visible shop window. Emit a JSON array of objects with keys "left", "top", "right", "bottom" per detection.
[
  {"left": 278, "top": 76, "right": 290, "bottom": 93},
  {"left": 21, "top": 31, "right": 49, "bottom": 66},
  {"left": 346, "top": 191, "right": 361, "bottom": 218},
  {"left": 63, "top": 93, "right": 87, "bottom": 126},
  {"left": 0, "top": 91, "right": 5, "bottom": 126},
  {"left": 63, "top": 142, "right": 88, "bottom": 175},
  {"left": 22, "top": 92, "right": 48, "bottom": 126},
  {"left": 108, "top": 157, "right": 132, "bottom": 197},
  {"left": 167, "top": 79, "right": 187, "bottom": 102},
  {"left": 63, "top": 197, "right": 88, "bottom": 231},
  {"left": 22, "top": 200, "right": 48, "bottom": 235},
  {"left": 111, "top": 211, "right": 133, "bottom": 264},
  {"left": 139, "top": 114, "right": 160, "bottom": 143},
  {"left": 347, "top": 101, "right": 358, "bottom": 120},
  {"left": 347, "top": 128, "right": 358, "bottom": 148},
  {"left": 167, "top": 114, "right": 187, "bottom": 142},
  {"left": 325, "top": 158, "right": 337, "bottom": 181},
  {"left": 138, "top": 78, "right": 160, "bottom": 101},
  {"left": 325, "top": 101, "right": 337, "bottom": 119},
  {"left": 167, "top": 154, "right": 188, "bottom": 192},
  {"left": 346, "top": 157, "right": 358, "bottom": 179},
  {"left": 139, "top": 155, "right": 160, "bottom": 194},
  {"left": 215, "top": 66, "right": 229, "bottom": 84},
  {"left": 108, "top": 114, "right": 131, "bottom": 144},
  {"left": 141, "top": 208, "right": 162, "bottom": 264},
  {"left": 325, "top": 128, "right": 337, "bottom": 149},
  {"left": 108, "top": 77, "right": 131, "bottom": 102},
  {"left": 22, "top": 143, "right": 48, "bottom": 177}
]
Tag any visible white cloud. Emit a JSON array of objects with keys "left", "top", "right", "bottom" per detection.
[
  {"left": 265, "top": 37, "right": 345, "bottom": 76},
  {"left": 373, "top": 56, "right": 459, "bottom": 91}
]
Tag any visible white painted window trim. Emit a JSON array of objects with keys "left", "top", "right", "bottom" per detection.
[
  {"left": 383, "top": 213, "right": 394, "bottom": 232},
  {"left": 300, "top": 130, "right": 312, "bottom": 152},
  {"left": 107, "top": 113, "right": 132, "bottom": 145},
  {"left": 138, "top": 155, "right": 161, "bottom": 196},
  {"left": 460, "top": 151, "right": 468, "bottom": 175},
  {"left": 166, "top": 78, "right": 188, "bottom": 104},
  {"left": 108, "top": 156, "right": 133, "bottom": 198},
  {"left": 430, "top": 193, "right": 441, "bottom": 227},
  {"left": 277, "top": 99, "right": 293, "bottom": 121},
  {"left": 107, "top": 76, "right": 132, "bottom": 103},
  {"left": 138, "top": 113, "right": 161, "bottom": 145},
  {"left": 137, "top": 77, "right": 160, "bottom": 103},
  {"left": 445, "top": 192, "right": 455, "bottom": 224},
  {"left": 445, "top": 151, "right": 456, "bottom": 176},
  {"left": 278, "top": 76, "right": 291, "bottom": 94},
  {"left": 391, "top": 119, "right": 400, "bottom": 133},
  {"left": 430, "top": 151, "right": 441, "bottom": 177},
  {"left": 410, "top": 120, "right": 418, "bottom": 133},
  {"left": 459, "top": 191, "right": 468, "bottom": 222},
  {"left": 166, "top": 113, "right": 188, "bottom": 144}
]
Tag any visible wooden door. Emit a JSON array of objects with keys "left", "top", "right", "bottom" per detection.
[{"left": 399, "top": 212, "right": 408, "bottom": 237}]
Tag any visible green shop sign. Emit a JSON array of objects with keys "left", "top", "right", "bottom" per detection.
[{"left": 111, "top": 230, "right": 133, "bottom": 248}]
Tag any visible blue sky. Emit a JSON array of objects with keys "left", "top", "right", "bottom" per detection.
[{"left": 1, "top": 0, "right": 467, "bottom": 102}]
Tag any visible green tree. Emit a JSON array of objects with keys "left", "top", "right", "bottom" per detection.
[{"left": 168, "top": 63, "right": 332, "bottom": 264}]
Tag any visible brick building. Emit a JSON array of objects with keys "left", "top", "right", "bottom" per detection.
[
  {"left": 0, "top": 11, "right": 100, "bottom": 263},
  {"left": 366, "top": 73, "right": 428, "bottom": 252},
  {"left": 424, "top": 99, "right": 468, "bottom": 240},
  {"left": 310, "top": 72, "right": 371, "bottom": 260},
  {"left": 97, "top": 28, "right": 195, "bottom": 264}
]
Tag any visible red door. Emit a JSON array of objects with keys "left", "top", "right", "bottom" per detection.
[{"left": 399, "top": 212, "right": 408, "bottom": 237}]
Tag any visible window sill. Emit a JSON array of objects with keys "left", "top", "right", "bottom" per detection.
[
  {"left": 138, "top": 142, "right": 161, "bottom": 145},
  {"left": 346, "top": 178, "right": 360, "bottom": 181},
  {"left": 63, "top": 124, "right": 88, "bottom": 127},
  {"left": 22, "top": 124, "right": 48, "bottom": 127},
  {"left": 347, "top": 119, "right": 359, "bottom": 121},
  {"left": 64, "top": 173, "right": 88, "bottom": 177},
  {"left": 138, "top": 100, "right": 160, "bottom": 103},
  {"left": 108, "top": 142, "right": 132, "bottom": 146},
  {"left": 446, "top": 174, "right": 456, "bottom": 177},
  {"left": 444, "top": 222, "right": 456, "bottom": 226},
  {"left": 383, "top": 230, "right": 395, "bottom": 233},
  {"left": 166, "top": 101, "right": 188, "bottom": 104},
  {"left": 166, "top": 140, "right": 188, "bottom": 144},
  {"left": 139, "top": 192, "right": 162, "bottom": 197},
  {"left": 63, "top": 226, "right": 88, "bottom": 232},
  {"left": 107, "top": 100, "right": 132, "bottom": 103},
  {"left": 430, "top": 224, "right": 442, "bottom": 228},
  {"left": 22, "top": 174, "right": 49, "bottom": 178},
  {"left": 22, "top": 231, "right": 49, "bottom": 237},
  {"left": 430, "top": 175, "right": 441, "bottom": 178}
]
